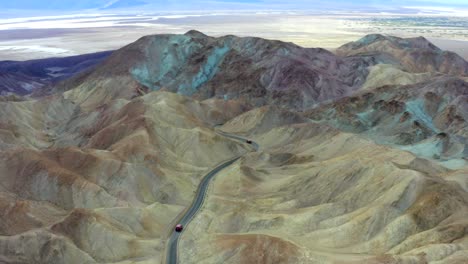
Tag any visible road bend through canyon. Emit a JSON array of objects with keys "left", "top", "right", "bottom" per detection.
[{"left": 166, "top": 129, "right": 259, "bottom": 264}]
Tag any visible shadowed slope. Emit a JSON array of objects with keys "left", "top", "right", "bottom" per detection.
[{"left": 0, "top": 51, "right": 112, "bottom": 95}]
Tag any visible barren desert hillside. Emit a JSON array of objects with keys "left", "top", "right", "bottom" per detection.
[{"left": 0, "top": 32, "right": 466, "bottom": 264}]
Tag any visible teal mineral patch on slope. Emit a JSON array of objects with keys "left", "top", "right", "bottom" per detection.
[
  {"left": 398, "top": 139, "right": 467, "bottom": 169},
  {"left": 131, "top": 64, "right": 153, "bottom": 89},
  {"left": 356, "top": 110, "right": 376, "bottom": 128},
  {"left": 178, "top": 44, "right": 231, "bottom": 95},
  {"left": 194, "top": 44, "right": 230, "bottom": 88},
  {"left": 131, "top": 35, "right": 202, "bottom": 91},
  {"left": 400, "top": 139, "right": 443, "bottom": 159},
  {"left": 405, "top": 99, "right": 438, "bottom": 132}
]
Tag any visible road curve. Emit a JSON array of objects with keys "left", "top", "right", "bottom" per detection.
[
  {"left": 166, "top": 130, "right": 257, "bottom": 264},
  {"left": 217, "top": 130, "right": 259, "bottom": 152}
]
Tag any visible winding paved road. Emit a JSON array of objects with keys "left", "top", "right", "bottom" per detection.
[{"left": 166, "top": 130, "right": 258, "bottom": 264}]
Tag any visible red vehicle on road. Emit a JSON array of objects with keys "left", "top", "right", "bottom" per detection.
[{"left": 175, "top": 224, "right": 183, "bottom": 232}]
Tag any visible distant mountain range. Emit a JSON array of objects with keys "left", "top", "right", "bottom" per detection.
[{"left": 0, "top": 51, "right": 111, "bottom": 95}]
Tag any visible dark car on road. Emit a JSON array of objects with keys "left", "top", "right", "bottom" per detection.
[
  {"left": 246, "top": 140, "right": 253, "bottom": 144},
  {"left": 175, "top": 224, "right": 183, "bottom": 232}
]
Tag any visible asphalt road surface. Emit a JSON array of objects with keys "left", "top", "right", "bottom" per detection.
[{"left": 166, "top": 130, "right": 258, "bottom": 264}]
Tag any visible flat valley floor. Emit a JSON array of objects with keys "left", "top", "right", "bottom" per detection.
[{"left": 1, "top": 12, "right": 468, "bottom": 60}]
